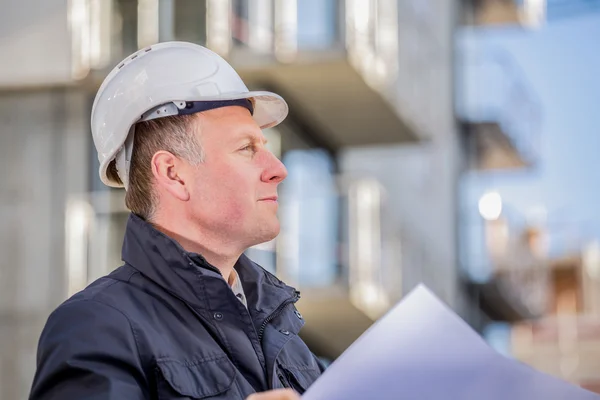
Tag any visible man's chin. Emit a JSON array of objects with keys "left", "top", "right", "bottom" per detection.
[
  {"left": 249, "top": 223, "right": 280, "bottom": 247},
  {"left": 261, "top": 227, "right": 280, "bottom": 243}
]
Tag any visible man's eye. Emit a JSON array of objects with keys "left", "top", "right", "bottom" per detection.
[{"left": 241, "top": 144, "right": 255, "bottom": 152}]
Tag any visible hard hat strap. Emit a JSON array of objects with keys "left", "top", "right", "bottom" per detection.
[
  {"left": 139, "top": 99, "right": 254, "bottom": 123},
  {"left": 178, "top": 99, "right": 254, "bottom": 116},
  {"left": 115, "top": 125, "right": 136, "bottom": 190}
]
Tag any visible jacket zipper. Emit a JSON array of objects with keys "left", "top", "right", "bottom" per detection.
[
  {"left": 278, "top": 370, "right": 290, "bottom": 388},
  {"left": 187, "top": 258, "right": 300, "bottom": 389},
  {"left": 258, "top": 290, "right": 300, "bottom": 342}
]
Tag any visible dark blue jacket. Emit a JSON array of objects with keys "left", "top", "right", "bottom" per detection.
[{"left": 30, "top": 213, "right": 324, "bottom": 399}]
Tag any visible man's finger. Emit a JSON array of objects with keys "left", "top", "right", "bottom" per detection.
[{"left": 246, "top": 388, "right": 301, "bottom": 400}]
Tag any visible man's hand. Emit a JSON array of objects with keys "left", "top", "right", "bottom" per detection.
[{"left": 246, "top": 389, "right": 301, "bottom": 400}]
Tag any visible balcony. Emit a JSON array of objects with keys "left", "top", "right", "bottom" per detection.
[
  {"left": 456, "top": 44, "right": 541, "bottom": 171},
  {"left": 462, "top": 214, "right": 550, "bottom": 321},
  {"left": 463, "top": 0, "right": 600, "bottom": 28},
  {"left": 463, "top": 0, "right": 523, "bottom": 26},
  {"left": 222, "top": 0, "right": 422, "bottom": 149},
  {"left": 461, "top": 192, "right": 600, "bottom": 322}
]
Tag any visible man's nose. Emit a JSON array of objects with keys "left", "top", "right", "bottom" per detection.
[{"left": 261, "top": 150, "right": 288, "bottom": 184}]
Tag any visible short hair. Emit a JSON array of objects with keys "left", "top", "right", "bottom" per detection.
[{"left": 107, "top": 114, "right": 204, "bottom": 220}]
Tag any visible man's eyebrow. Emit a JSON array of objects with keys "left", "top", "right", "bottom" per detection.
[{"left": 236, "top": 132, "right": 268, "bottom": 145}]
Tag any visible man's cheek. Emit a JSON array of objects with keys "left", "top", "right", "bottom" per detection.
[{"left": 218, "top": 201, "right": 250, "bottom": 228}]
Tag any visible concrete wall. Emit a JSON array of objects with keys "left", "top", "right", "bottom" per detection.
[
  {"left": 0, "top": 0, "right": 73, "bottom": 88},
  {"left": 0, "top": 89, "right": 90, "bottom": 400}
]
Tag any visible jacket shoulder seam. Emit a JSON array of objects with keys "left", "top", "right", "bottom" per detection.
[
  {"left": 81, "top": 298, "right": 144, "bottom": 368},
  {"left": 118, "top": 264, "right": 139, "bottom": 282}
]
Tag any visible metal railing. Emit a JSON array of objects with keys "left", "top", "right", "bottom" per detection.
[
  {"left": 456, "top": 46, "right": 543, "bottom": 166},
  {"left": 461, "top": 209, "right": 600, "bottom": 315},
  {"left": 462, "top": 215, "right": 600, "bottom": 276}
]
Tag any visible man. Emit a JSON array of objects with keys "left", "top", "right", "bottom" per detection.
[{"left": 30, "top": 42, "right": 324, "bottom": 399}]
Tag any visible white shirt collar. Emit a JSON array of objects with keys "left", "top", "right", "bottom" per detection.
[{"left": 229, "top": 269, "right": 247, "bottom": 308}]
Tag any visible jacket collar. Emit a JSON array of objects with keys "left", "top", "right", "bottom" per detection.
[{"left": 121, "top": 213, "right": 297, "bottom": 316}]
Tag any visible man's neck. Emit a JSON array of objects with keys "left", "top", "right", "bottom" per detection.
[{"left": 151, "top": 220, "right": 242, "bottom": 284}]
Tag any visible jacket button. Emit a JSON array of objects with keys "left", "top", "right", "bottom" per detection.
[
  {"left": 294, "top": 310, "right": 303, "bottom": 319},
  {"left": 213, "top": 312, "right": 223, "bottom": 320},
  {"left": 280, "top": 330, "right": 290, "bottom": 335}
]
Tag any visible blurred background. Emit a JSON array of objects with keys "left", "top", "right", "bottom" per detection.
[{"left": 1, "top": 0, "right": 600, "bottom": 398}]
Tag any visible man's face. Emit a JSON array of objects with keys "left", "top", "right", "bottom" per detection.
[{"left": 185, "top": 106, "right": 287, "bottom": 248}]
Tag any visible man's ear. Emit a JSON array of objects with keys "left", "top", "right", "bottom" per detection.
[{"left": 151, "top": 150, "right": 190, "bottom": 201}]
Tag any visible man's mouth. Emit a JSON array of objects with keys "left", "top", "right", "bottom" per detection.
[{"left": 259, "top": 196, "right": 278, "bottom": 202}]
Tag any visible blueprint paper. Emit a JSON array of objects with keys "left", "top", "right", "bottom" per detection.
[{"left": 302, "top": 284, "right": 600, "bottom": 400}]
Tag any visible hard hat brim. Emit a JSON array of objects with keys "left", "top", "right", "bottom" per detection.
[{"left": 234, "top": 90, "right": 289, "bottom": 130}]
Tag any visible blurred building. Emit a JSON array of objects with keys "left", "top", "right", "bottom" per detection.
[
  {"left": 2, "top": 0, "right": 597, "bottom": 399},
  {"left": 459, "top": 0, "right": 600, "bottom": 393}
]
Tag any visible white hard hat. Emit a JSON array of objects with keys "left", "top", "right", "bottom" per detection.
[{"left": 91, "top": 41, "right": 288, "bottom": 189}]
